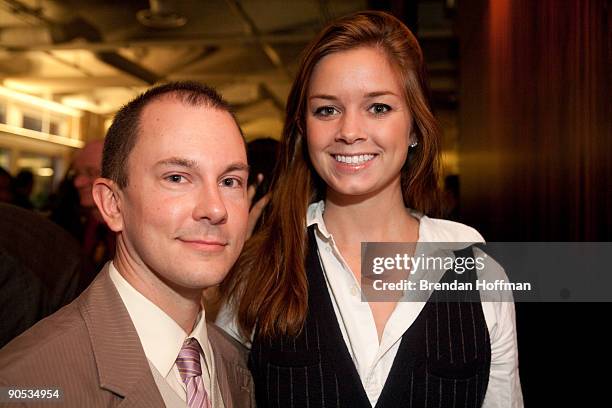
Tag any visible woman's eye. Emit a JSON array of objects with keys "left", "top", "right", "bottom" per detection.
[
  {"left": 369, "top": 103, "right": 391, "bottom": 115},
  {"left": 314, "top": 106, "right": 339, "bottom": 117}
]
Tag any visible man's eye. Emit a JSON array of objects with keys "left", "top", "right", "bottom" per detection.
[
  {"left": 221, "top": 177, "right": 242, "bottom": 188},
  {"left": 369, "top": 103, "right": 391, "bottom": 115},
  {"left": 166, "top": 175, "right": 184, "bottom": 183},
  {"left": 314, "top": 106, "right": 340, "bottom": 117}
]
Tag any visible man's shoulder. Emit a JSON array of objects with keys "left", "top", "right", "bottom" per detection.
[
  {"left": 0, "top": 297, "right": 94, "bottom": 384},
  {"left": 207, "top": 322, "right": 248, "bottom": 361}
]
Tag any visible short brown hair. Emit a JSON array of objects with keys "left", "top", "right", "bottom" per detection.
[
  {"left": 222, "top": 11, "right": 443, "bottom": 339},
  {"left": 102, "top": 81, "right": 239, "bottom": 188}
]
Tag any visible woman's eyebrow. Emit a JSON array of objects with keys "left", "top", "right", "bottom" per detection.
[
  {"left": 364, "top": 91, "right": 397, "bottom": 98},
  {"left": 308, "top": 91, "right": 398, "bottom": 101},
  {"left": 308, "top": 94, "right": 338, "bottom": 101}
]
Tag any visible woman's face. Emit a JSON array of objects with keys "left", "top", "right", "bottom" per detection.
[{"left": 306, "top": 46, "right": 413, "bottom": 201}]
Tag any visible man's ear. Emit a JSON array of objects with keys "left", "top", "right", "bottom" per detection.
[{"left": 92, "top": 178, "right": 124, "bottom": 232}]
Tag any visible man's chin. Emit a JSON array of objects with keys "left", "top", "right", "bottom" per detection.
[{"left": 189, "top": 266, "right": 233, "bottom": 289}]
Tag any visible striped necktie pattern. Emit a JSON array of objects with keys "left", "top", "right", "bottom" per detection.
[{"left": 176, "top": 337, "right": 212, "bottom": 408}]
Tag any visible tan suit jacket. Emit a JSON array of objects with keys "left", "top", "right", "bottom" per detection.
[{"left": 0, "top": 265, "right": 254, "bottom": 407}]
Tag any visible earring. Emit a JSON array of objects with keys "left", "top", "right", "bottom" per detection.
[{"left": 409, "top": 133, "right": 418, "bottom": 148}]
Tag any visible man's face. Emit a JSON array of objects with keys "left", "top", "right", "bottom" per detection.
[
  {"left": 115, "top": 98, "right": 249, "bottom": 290},
  {"left": 72, "top": 140, "right": 103, "bottom": 208}
]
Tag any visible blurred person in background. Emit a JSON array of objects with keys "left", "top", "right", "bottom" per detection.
[
  {"left": 72, "top": 139, "right": 104, "bottom": 209},
  {"left": 0, "top": 167, "right": 13, "bottom": 203},
  {"left": 246, "top": 138, "right": 279, "bottom": 205},
  {"left": 246, "top": 137, "right": 279, "bottom": 235},
  {"left": 12, "top": 169, "right": 34, "bottom": 210},
  {"left": 50, "top": 139, "right": 114, "bottom": 290},
  {"left": 0, "top": 203, "right": 82, "bottom": 348}
]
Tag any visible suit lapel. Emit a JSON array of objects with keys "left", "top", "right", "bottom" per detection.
[{"left": 78, "top": 264, "right": 165, "bottom": 408}]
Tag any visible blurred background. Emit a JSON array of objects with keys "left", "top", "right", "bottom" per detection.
[{"left": 0, "top": 0, "right": 610, "bottom": 405}]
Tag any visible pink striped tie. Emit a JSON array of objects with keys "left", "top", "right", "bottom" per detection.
[{"left": 176, "top": 338, "right": 212, "bottom": 408}]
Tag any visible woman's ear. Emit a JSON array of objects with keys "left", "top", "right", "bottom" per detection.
[
  {"left": 409, "top": 133, "right": 418, "bottom": 148},
  {"left": 92, "top": 178, "right": 124, "bottom": 232}
]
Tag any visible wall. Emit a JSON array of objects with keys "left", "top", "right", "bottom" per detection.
[{"left": 459, "top": 0, "right": 610, "bottom": 241}]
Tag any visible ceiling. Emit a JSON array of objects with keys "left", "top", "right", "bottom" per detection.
[{"left": 0, "top": 0, "right": 459, "bottom": 142}]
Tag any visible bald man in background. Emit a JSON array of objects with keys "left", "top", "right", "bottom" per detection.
[
  {"left": 72, "top": 139, "right": 104, "bottom": 209},
  {"left": 51, "top": 139, "right": 115, "bottom": 289}
]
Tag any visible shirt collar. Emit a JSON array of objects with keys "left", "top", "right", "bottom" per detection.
[
  {"left": 306, "top": 200, "right": 331, "bottom": 239},
  {"left": 306, "top": 200, "right": 426, "bottom": 240},
  {"left": 108, "top": 262, "right": 208, "bottom": 377}
]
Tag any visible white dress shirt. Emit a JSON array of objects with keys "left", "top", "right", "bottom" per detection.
[
  {"left": 217, "top": 201, "right": 523, "bottom": 407},
  {"left": 109, "top": 262, "right": 225, "bottom": 408}
]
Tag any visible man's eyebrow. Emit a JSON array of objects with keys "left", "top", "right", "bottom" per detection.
[
  {"left": 224, "top": 162, "right": 250, "bottom": 173},
  {"left": 155, "top": 157, "right": 199, "bottom": 169}
]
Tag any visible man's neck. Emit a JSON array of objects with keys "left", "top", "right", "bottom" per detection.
[{"left": 112, "top": 238, "right": 201, "bottom": 334}]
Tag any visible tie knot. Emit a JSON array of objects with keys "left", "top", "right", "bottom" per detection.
[{"left": 176, "top": 337, "right": 202, "bottom": 382}]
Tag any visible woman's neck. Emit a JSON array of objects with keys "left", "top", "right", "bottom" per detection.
[{"left": 323, "top": 184, "right": 419, "bottom": 245}]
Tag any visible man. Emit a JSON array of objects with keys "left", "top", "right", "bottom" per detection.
[
  {"left": 72, "top": 139, "right": 116, "bottom": 285},
  {"left": 49, "top": 140, "right": 116, "bottom": 293},
  {"left": 0, "top": 167, "right": 13, "bottom": 203},
  {"left": 0, "top": 203, "right": 82, "bottom": 348},
  {"left": 51, "top": 139, "right": 115, "bottom": 289},
  {"left": 11, "top": 170, "right": 34, "bottom": 209},
  {"left": 0, "top": 82, "right": 254, "bottom": 407}
]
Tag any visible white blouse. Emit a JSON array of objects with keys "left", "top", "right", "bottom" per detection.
[{"left": 217, "top": 200, "right": 523, "bottom": 408}]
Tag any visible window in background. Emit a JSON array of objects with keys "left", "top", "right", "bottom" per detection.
[
  {"left": 49, "top": 114, "right": 69, "bottom": 137},
  {"left": 22, "top": 112, "right": 44, "bottom": 132},
  {"left": 0, "top": 148, "right": 10, "bottom": 170},
  {"left": 49, "top": 120, "right": 60, "bottom": 136}
]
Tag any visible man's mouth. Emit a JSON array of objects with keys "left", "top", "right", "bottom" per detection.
[{"left": 177, "top": 238, "right": 228, "bottom": 252}]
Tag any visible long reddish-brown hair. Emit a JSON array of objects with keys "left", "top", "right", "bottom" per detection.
[{"left": 220, "top": 10, "right": 442, "bottom": 339}]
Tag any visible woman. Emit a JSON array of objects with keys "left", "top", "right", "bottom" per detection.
[{"left": 219, "top": 11, "right": 522, "bottom": 408}]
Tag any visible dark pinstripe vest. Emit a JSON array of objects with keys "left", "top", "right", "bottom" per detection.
[{"left": 249, "top": 227, "right": 491, "bottom": 407}]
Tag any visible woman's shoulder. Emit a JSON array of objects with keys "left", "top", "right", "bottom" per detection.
[
  {"left": 415, "top": 212, "right": 485, "bottom": 243},
  {"left": 215, "top": 301, "right": 252, "bottom": 348}
]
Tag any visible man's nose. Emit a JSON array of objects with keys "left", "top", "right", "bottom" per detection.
[{"left": 192, "top": 183, "right": 228, "bottom": 224}]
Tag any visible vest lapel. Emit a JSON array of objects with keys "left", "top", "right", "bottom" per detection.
[{"left": 306, "top": 226, "right": 372, "bottom": 407}]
